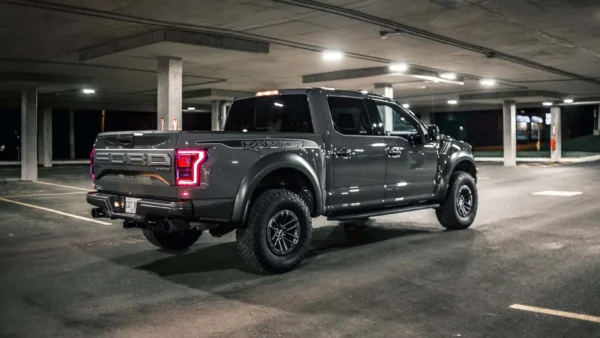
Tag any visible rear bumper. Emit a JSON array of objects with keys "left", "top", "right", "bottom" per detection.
[{"left": 86, "top": 192, "right": 193, "bottom": 223}]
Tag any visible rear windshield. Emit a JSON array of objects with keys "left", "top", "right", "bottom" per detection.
[{"left": 224, "top": 94, "right": 313, "bottom": 133}]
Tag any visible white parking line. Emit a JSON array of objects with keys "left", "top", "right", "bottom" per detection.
[
  {"left": 4, "top": 191, "right": 86, "bottom": 198},
  {"left": 510, "top": 304, "right": 600, "bottom": 323},
  {"left": 0, "top": 196, "right": 111, "bottom": 225},
  {"left": 33, "top": 180, "right": 91, "bottom": 192},
  {"left": 532, "top": 191, "right": 583, "bottom": 197}
]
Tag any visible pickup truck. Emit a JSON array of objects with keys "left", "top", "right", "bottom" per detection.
[{"left": 87, "top": 88, "right": 478, "bottom": 273}]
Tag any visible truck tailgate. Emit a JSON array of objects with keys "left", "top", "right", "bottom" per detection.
[{"left": 93, "top": 131, "right": 179, "bottom": 199}]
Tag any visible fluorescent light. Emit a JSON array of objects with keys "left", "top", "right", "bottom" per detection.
[
  {"left": 543, "top": 102, "right": 553, "bottom": 106},
  {"left": 274, "top": 102, "right": 284, "bottom": 107},
  {"left": 439, "top": 72, "right": 457, "bottom": 80},
  {"left": 402, "top": 103, "right": 410, "bottom": 108},
  {"left": 321, "top": 87, "right": 335, "bottom": 91},
  {"left": 389, "top": 63, "right": 409, "bottom": 72},
  {"left": 563, "top": 98, "right": 574, "bottom": 104},
  {"left": 82, "top": 88, "right": 95, "bottom": 94},
  {"left": 323, "top": 50, "right": 343, "bottom": 61},
  {"left": 187, "top": 107, "right": 195, "bottom": 110},
  {"left": 448, "top": 100, "right": 458, "bottom": 105},
  {"left": 479, "top": 79, "right": 496, "bottom": 86}
]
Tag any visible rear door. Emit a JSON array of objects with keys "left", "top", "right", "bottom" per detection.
[
  {"left": 93, "top": 131, "right": 179, "bottom": 199},
  {"left": 324, "top": 95, "right": 386, "bottom": 211}
]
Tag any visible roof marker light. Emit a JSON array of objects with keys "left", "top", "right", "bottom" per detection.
[{"left": 256, "top": 90, "right": 279, "bottom": 97}]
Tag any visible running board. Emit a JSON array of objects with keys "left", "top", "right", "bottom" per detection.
[{"left": 327, "top": 204, "right": 439, "bottom": 221}]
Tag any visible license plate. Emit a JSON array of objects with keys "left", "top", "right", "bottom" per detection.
[{"left": 125, "top": 197, "right": 141, "bottom": 214}]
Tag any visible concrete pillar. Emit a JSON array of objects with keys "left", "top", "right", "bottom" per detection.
[
  {"left": 220, "top": 102, "right": 230, "bottom": 129},
  {"left": 211, "top": 100, "right": 222, "bottom": 131},
  {"left": 594, "top": 105, "right": 600, "bottom": 136},
  {"left": 502, "top": 100, "right": 516, "bottom": 166},
  {"left": 551, "top": 106, "right": 562, "bottom": 162},
  {"left": 37, "top": 110, "right": 43, "bottom": 164},
  {"left": 374, "top": 83, "right": 394, "bottom": 133},
  {"left": 42, "top": 108, "right": 52, "bottom": 167},
  {"left": 37, "top": 108, "right": 52, "bottom": 167},
  {"left": 21, "top": 89, "right": 38, "bottom": 181},
  {"left": 69, "top": 110, "right": 75, "bottom": 160},
  {"left": 420, "top": 113, "right": 431, "bottom": 125},
  {"left": 157, "top": 56, "right": 183, "bottom": 130}
]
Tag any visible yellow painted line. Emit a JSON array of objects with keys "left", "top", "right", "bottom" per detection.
[
  {"left": 33, "top": 180, "right": 91, "bottom": 192},
  {"left": 0, "top": 196, "right": 111, "bottom": 226},
  {"left": 5, "top": 191, "right": 86, "bottom": 198},
  {"left": 510, "top": 304, "right": 600, "bottom": 323}
]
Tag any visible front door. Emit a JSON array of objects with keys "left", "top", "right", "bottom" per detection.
[
  {"left": 367, "top": 99, "right": 438, "bottom": 203},
  {"left": 325, "top": 95, "right": 387, "bottom": 211}
]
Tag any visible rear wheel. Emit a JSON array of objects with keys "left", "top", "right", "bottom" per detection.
[
  {"left": 141, "top": 229, "right": 202, "bottom": 250},
  {"left": 236, "top": 189, "right": 312, "bottom": 274},
  {"left": 436, "top": 171, "right": 478, "bottom": 230}
]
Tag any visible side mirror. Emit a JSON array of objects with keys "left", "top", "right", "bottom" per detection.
[
  {"left": 407, "top": 133, "right": 423, "bottom": 145},
  {"left": 427, "top": 125, "right": 439, "bottom": 141}
]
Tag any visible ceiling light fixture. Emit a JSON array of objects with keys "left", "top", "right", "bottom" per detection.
[
  {"left": 563, "top": 98, "right": 574, "bottom": 104},
  {"left": 82, "top": 88, "right": 95, "bottom": 94},
  {"left": 448, "top": 100, "right": 458, "bottom": 105},
  {"left": 439, "top": 72, "right": 457, "bottom": 80},
  {"left": 402, "top": 103, "right": 410, "bottom": 108},
  {"left": 388, "top": 63, "right": 409, "bottom": 72},
  {"left": 479, "top": 79, "right": 496, "bottom": 86},
  {"left": 187, "top": 107, "right": 195, "bottom": 110},
  {"left": 543, "top": 102, "right": 553, "bottom": 106},
  {"left": 322, "top": 50, "right": 343, "bottom": 61}
]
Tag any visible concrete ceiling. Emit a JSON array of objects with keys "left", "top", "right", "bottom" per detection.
[{"left": 1, "top": 0, "right": 600, "bottom": 111}]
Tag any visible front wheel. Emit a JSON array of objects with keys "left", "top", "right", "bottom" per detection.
[
  {"left": 436, "top": 171, "right": 478, "bottom": 230},
  {"left": 236, "top": 189, "right": 312, "bottom": 274}
]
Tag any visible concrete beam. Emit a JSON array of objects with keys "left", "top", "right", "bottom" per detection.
[
  {"left": 460, "top": 90, "right": 563, "bottom": 101},
  {"left": 183, "top": 88, "right": 253, "bottom": 100},
  {"left": 79, "top": 29, "right": 270, "bottom": 61},
  {"left": 0, "top": 73, "right": 94, "bottom": 85},
  {"left": 303, "top": 67, "right": 463, "bottom": 84}
]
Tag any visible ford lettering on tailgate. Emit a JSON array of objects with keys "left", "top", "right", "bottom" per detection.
[{"left": 95, "top": 152, "right": 171, "bottom": 166}]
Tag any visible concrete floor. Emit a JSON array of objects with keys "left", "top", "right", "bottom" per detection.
[{"left": 0, "top": 164, "right": 599, "bottom": 337}]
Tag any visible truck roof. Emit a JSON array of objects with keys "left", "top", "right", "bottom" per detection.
[{"left": 234, "top": 88, "right": 394, "bottom": 102}]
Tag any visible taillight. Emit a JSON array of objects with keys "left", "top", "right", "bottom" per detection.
[
  {"left": 90, "top": 148, "right": 95, "bottom": 181},
  {"left": 175, "top": 149, "right": 207, "bottom": 186}
]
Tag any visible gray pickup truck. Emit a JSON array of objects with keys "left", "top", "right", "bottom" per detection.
[{"left": 87, "top": 88, "right": 478, "bottom": 273}]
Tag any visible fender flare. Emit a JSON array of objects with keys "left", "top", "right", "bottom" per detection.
[
  {"left": 435, "top": 151, "right": 477, "bottom": 200},
  {"left": 230, "top": 152, "right": 323, "bottom": 224}
]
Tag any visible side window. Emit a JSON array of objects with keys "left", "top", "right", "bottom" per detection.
[
  {"left": 372, "top": 100, "right": 422, "bottom": 138},
  {"left": 327, "top": 97, "right": 373, "bottom": 135}
]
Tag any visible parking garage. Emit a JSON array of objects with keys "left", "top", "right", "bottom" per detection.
[{"left": 1, "top": 0, "right": 600, "bottom": 337}]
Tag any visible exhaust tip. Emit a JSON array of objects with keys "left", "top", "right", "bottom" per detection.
[{"left": 91, "top": 208, "right": 105, "bottom": 218}]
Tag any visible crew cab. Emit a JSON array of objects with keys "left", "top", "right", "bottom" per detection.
[{"left": 87, "top": 88, "right": 478, "bottom": 273}]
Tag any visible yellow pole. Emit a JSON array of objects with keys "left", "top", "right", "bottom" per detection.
[{"left": 101, "top": 110, "right": 105, "bottom": 132}]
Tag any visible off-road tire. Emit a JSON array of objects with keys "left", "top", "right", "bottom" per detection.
[
  {"left": 436, "top": 171, "right": 478, "bottom": 230},
  {"left": 141, "top": 229, "right": 202, "bottom": 250},
  {"left": 236, "top": 189, "right": 312, "bottom": 274}
]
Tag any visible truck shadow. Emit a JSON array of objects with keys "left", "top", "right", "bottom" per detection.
[{"left": 110, "top": 224, "right": 440, "bottom": 280}]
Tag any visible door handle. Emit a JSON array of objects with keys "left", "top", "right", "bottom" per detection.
[
  {"left": 336, "top": 148, "right": 351, "bottom": 158},
  {"left": 387, "top": 147, "right": 402, "bottom": 158}
]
